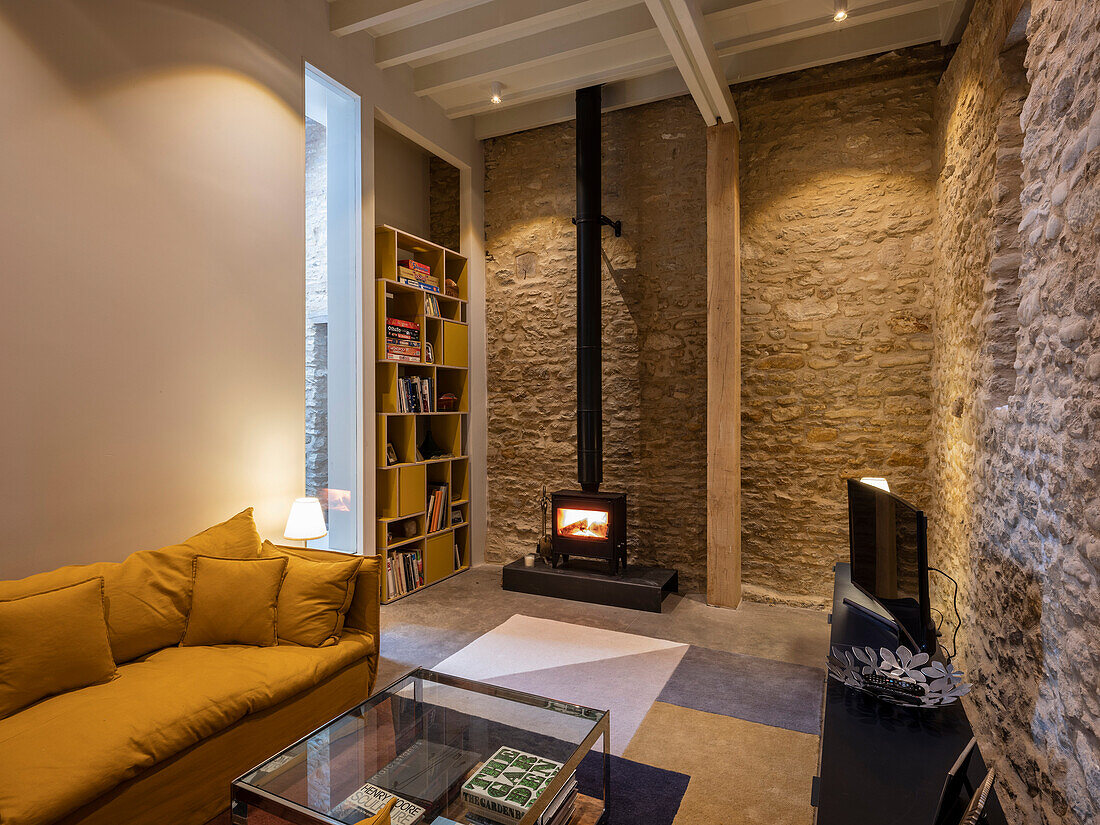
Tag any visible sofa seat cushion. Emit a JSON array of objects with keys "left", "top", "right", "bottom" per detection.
[{"left": 0, "top": 630, "right": 375, "bottom": 825}]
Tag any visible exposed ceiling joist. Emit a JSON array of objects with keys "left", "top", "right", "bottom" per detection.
[
  {"left": 473, "top": 3, "right": 945, "bottom": 139},
  {"left": 660, "top": 0, "right": 740, "bottom": 126},
  {"left": 329, "top": 0, "right": 488, "bottom": 38},
  {"left": 412, "top": 5, "right": 657, "bottom": 97},
  {"left": 372, "top": 0, "right": 637, "bottom": 69},
  {"left": 645, "top": 0, "right": 738, "bottom": 127}
]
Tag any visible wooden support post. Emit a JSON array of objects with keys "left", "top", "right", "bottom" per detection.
[{"left": 706, "top": 120, "right": 741, "bottom": 609}]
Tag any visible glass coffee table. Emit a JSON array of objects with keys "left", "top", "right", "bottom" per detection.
[{"left": 232, "top": 668, "right": 610, "bottom": 825}]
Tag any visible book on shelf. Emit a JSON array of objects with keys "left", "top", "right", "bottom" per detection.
[
  {"left": 426, "top": 483, "right": 449, "bottom": 533},
  {"left": 328, "top": 783, "right": 425, "bottom": 825},
  {"left": 454, "top": 541, "right": 461, "bottom": 568},
  {"left": 425, "top": 293, "right": 441, "bottom": 317},
  {"left": 396, "top": 376, "right": 434, "bottom": 413},
  {"left": 387, "top": 550, "right": 423, "bottom": 597},
  {"left": 388, "top": 317, "right": 419, "bottom": 330},
  {"left": 461, "top": 748, "right": 574, "bottom": 825}
]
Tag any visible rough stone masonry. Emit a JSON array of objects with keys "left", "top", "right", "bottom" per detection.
[
  {"left": 932, "top": 0, "right": 1100, "bottom": 822},
  {"left": 483, "top": 47, "right": 941, "bottom": 600}
]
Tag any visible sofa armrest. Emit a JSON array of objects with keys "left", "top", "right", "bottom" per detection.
[{"left": 344, "top": 555, "right": 381, "bottom": 657}]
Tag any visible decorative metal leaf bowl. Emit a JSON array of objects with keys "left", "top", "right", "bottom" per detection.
[{"left": 826, "top": 645, "right": 971, "bottom": 708}]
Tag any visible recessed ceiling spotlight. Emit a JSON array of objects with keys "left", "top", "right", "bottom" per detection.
[
  {"left": 490, "top": 81, "right": 503, "bottom": 105},
  {"left": 833, "top": 0, "right": 848, "bottom": 21}
]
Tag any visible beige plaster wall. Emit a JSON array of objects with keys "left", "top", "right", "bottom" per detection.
[{"left": 0, "top": 0, "right": 483, "bottom": 578}]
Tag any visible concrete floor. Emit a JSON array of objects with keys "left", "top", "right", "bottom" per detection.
[{"left": 376, "top": 564, "right": 829, "bottom": 689}]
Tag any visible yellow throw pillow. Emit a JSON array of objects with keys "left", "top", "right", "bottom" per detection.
[
  {"left": 180, "top": 556, "right": 287, "bottom": 647},
  {"left": 106, "top": 507, "right": 264, "bottom": 662},
  {"left": 0, "top": 578, "right": 117, "bottom": 719},
  {"left": 261, "top": 541, "right": 363, "bottom": 647}
]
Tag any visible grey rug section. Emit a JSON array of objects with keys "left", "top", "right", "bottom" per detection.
[{"left": 657, "top": 644, "right": 825, "bottom": 735}]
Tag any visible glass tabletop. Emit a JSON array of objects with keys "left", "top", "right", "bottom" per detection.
[{"left": 231, "top": 668, "right": 610, "bottom": 825}]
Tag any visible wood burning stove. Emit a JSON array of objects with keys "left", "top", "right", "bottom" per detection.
[{"left": 551, "top": 490, "right": 627, "bottom": 575}]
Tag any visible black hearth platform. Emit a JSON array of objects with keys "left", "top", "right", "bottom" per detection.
[{"left": 502, "top": 557, "right": 677, "bottom": 612}]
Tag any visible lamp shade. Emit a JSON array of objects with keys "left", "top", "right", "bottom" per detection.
[
  {"left": 284, "top": 497, "right": 327, "bottom": 541},
  {"left": 860, "top": 477, "right": 890, "bottom": 492}
]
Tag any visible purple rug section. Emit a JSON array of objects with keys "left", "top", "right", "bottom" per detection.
[
  {"left": 657, "top": 644, "right": 825, "bottom": 735},
  {"left": 578, "top": 751, "right": 689, "bottom": 825}
]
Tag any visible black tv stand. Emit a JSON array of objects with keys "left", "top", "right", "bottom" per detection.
[{"left": 814, "top": 563, "right": 1007, "bottom": 825}]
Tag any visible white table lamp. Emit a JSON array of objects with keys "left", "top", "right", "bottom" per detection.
[{"left": 284, "top": 497, "right": 327, "bottom": 547}]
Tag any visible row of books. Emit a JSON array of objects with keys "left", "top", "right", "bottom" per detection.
[
  {"left": 398, "top": 259, "right": 441, "bottom": 293},
  {"left": 386, "top": 316, "right": 421, "bottom": 363},
  {"left": 426, "top": 483, "right": 450, "bottom": 533},
  {"left": 463, "top": 747, "right": 575, "bottom": 825},
  {"left": 424, "top": 292, "right": 441, "bottom": 316},
  {"left": 397, "top": 375, "right": 434, "bottom": 413},
  {"left": 387, "top": 549, "right": 424, "bottom": 597}
]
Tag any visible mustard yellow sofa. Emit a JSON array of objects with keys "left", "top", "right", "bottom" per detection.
[{"left": 0, "top": 511, "right": 380, "bottom": 825}]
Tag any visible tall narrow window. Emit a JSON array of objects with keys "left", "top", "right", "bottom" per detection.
[{"left": 305, "top": 66, "right": 361, "bottom": 552}]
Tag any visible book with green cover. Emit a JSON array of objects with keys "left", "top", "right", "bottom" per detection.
[{"left": 460, "top": 747, "right": 564, "bottom": 822}]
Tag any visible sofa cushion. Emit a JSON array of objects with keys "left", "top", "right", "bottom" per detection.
[
  {"left": 0, "top": 630, "right": 375, "bottom": 825},
  {"left": 262, "top": 541, "right": 363, "bottom": 647},
  {"left": 0, "top": 578, "right": 117, "bottom": 719},
  {"left": 268, "top": 545, "right": 381, "bottom": 641},
  {"left": 0, "top": 508, "right": 263, "bottom": 664},
  {"left": 181, "top": 556, "right": 287, "bottom": 647}
]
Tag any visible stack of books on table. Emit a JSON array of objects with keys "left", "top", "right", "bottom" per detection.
[
  {"left": 328, "top": 740, "right": 480, "bottom": 825},
  {"left": 387, "top": 317, "right": 421, "bottom": 363},
  {"left": 426, "top": 483, "right": 449, "bottom": 533},
  {"left": 398, "top": 259, "right": 440, "bottom": 293},
  {"left": 386, "top": 549, "right": 424, "bottom": 596},
  {"left": 397, "top": 375, "right": 434, "bottom": 413},
  {"left": 461, "top": 748, "right": 577, "bottom": 825}
]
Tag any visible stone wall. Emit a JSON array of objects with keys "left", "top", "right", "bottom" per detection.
[
  {"left": 735, "top": 48, "right": 941, "bottom": 604},
  {"left": 931, "top": 0, "right": 1100, "bottom": 822},
  {"left": 429, "top": 155, "right": 460, "bottom": 252},
  {"left": 483, "top": 96, "right": 710, "bottom": 590}
]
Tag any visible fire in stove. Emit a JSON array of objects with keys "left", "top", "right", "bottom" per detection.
[{"left": 557, "top": 507, "right": 609, "bottom": 540}]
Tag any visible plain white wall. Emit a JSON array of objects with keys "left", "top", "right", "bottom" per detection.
[
  {"left": 0, "top": 0, "right": 485, "bottom": 578},
  {"left": 374, "top": 122, "right": 431, "bottom": 239}
]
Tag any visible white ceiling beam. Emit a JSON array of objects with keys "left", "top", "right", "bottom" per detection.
[
  {"left": 938, "top": 0, "right": 976, "bottom": 44},
  {"left": 473, "top": 4, "right": 946, "bottom": 137},
  {"left": 412, "top": 5, "right": 657, "bottom": 97},
  {"left": 643, "top": 0, "right": 740, "bottom": 128},
  {"left": 713, "top": 0, "right": 940, "bottom": 61},
  {"left": 373, "top": 0, "right": 637, "bottom": 69},
  {"left": 720, "top": 5, "right": 943, "bottom": 80},
  {"left": 329, "top": 0, "right": 487, "bottom": 37},
  {"left": 663, "top": 0, "right": 739, "bottom": 127},
  {"left": 644, "top": 0, "right": 718, "bottom": 125}
]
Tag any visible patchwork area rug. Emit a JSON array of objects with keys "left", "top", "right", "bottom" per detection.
[
  {"left": 216, "top": 615, "right": 824, "bottom": 825},
  {"left": 433, "top": 615, "right": 825, "bottom": 825}
]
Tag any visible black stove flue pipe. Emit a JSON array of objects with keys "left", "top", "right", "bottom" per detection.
[{"left": 576, "top": 85, "right": 603, "bottom": 493}]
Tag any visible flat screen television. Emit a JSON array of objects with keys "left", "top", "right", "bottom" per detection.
[{"left": 847, "top": 478, "right": 936, "bottom": 654}]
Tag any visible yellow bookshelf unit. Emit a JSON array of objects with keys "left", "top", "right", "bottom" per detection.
[{"left": 375, "top": 225, "right": 470, "bottom": 603}]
